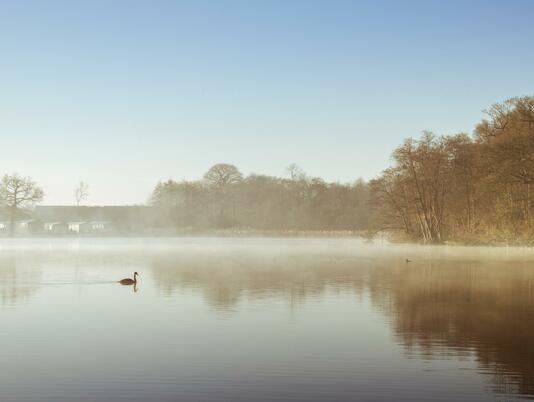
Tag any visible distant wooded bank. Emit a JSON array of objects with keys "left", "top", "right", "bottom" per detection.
[
  {"left": 149, "top": 96, "right": 534, "bottom": 245},
  {"left": 1, "top": 96, "right": 533, "bottom": 244},
  {"left": 370, "top": 96, "right": 534, "bottom": 245}
]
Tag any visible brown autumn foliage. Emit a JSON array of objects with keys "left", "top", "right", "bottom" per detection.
[
  {"left": 370, "top": 96, "right": 534, "bottom": 244},
  {"left": 150, "top": 96, "right": 534, "bottom": 243}
]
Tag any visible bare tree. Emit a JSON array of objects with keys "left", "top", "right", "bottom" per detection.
[
  {"left": 286, "top": 163, "right": 306, "bottom": 181},
  {"left": 0, "top": 174, "right": 44, "bottom": 235},
  {"left": 203, "top": 164, "right": 243, "bottom": 187},
  {"left": 203, "top": 164, "right": 243, "bottom": 227},
  {"left": 74, "top": 181, "right": 89, "bottom": 206}
]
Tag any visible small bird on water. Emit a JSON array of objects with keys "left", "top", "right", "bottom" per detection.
[
  {"left": 119, "top": 272, "right": 139, "bottom": 285},
  {"left": 405, "top": 259, "right": 412, "bottom": 263}
]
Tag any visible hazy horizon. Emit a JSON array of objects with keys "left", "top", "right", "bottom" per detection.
[{"left": 2, "top": 0, "right": 534, "bottom": 205}]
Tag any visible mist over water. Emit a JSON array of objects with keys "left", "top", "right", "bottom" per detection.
[{"left": 1, "top": 237, "right": 534, "bottom": 401}]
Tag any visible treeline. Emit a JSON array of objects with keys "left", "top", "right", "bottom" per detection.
[
  {"left": 150, "top": 96, "right": 534, "bottom": 244},
  {"left": 370, "top": 96, "right": 534, "bottom": 244},
  {"left": 150, "top": 164, "right": 370, "bottom": 232}
]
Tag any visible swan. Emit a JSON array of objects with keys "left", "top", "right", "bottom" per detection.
[{"left": 119, "top": 272, "right": 139, "bottom": 285}]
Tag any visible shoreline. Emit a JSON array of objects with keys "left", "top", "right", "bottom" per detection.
[{"left": 0, "top": 229, "right": 532, "bottom": 248}]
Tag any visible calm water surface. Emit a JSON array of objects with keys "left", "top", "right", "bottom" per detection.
[{"left": 1, "top": 237, "right": 534, "bottom": 401}]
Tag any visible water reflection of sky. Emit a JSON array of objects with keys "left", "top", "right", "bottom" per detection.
[{"left": 1, "top": 238, "right": 533, "bottom": 401}]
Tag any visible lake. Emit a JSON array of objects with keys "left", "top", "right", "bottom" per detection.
[{"left": 1, "top": 237, "right": 533, "bottom": 401}]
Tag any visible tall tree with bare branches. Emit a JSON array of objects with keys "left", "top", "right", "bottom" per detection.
[
  {"left": 0, "top": 174, "right": 44, "bottom": 235},
  {"left": 203, "top": 164, "right": 243, "bottom": 187},
  {"left": 74, "top": 181, "right": 89, "bottom": 206}
]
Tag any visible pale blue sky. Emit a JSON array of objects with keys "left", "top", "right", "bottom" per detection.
[{"left": 1, "top": 0, "right": 533, "bottom": 204}]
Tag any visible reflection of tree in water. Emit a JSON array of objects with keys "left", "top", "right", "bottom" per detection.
[
  {"left": 152, "top": 253, "right": 534, "bottom": 398},
  {"left": 151, "top": 253, "right": 369, "bottom": 312},
  {"left": 0, "top": 257, "right": 40, "bottom": 306},
  {"left": 367, "top": 261, "right": 534, "bottom": 398}
]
